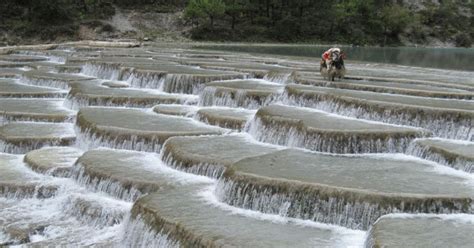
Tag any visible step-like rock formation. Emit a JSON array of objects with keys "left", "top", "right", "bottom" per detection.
[
  {"left": 0, "top": 78, "right": 66, "bottom": 98},
  {"left": 0, "top": 153, "right": 56, "bottom": 199},
  {"left": 65, "top": 81, "right": 197, "bottom": 109},
  {"left": 217, "top": 149, "right": 474, "bottom": 230},
  {"left": 0, "top": 68, "right": 26, "bottom": 78},
  {"left": 127, "top": 66, "right": 247, "bottom": 94},
  {"left": 407, "top": 138, "right": 474, "bottom": 173},
  {"left": 101, "top": 81, "right": 129, "bottom": 88},
  {"left": 80, "top": 59, "right": 174, "bottom": 81},
  {"left": 0, "top": 98, "right": 75, "bottom": 122},
  {"left": 24, "top": 147, "right": 83, "bottom": 176},
  {"left": 284, "top": 84, "right": 474, "bottom": 140},
  {"left": 296, "top": 74, "right": 474, "bottom": 99},
  {"left": 0, "top": 122, "right": 75, "bottom": 154},
  {"left": 55, "top": 65, "right": 83, "bottom": 74},
  {"left": 365, "top": 214, "right": 474, "bottom": 248},
  {"left": 76, "top": 107, "right": 223, "bottom": 152},
  {"left": 2, "top": 42, "right": 474, "bottom": 246},
  {"left": 0, "top": 55, "right": 47, "bottom": 62},
  {"left": 130, "top": 183, "right": 363, "bottom": 248},
  {"left": 346, "top": 64, "right": 474, "bottom": 89},
  {"left": 21, "top": 71, "right": 95, "bottom": 90},
  {"left": 199, "top": 79, "right": 283, "bottom": 109},
  {"left": 0, "top": 184, "right": 130, "bottom": 246},
  {"left": 196, "top": 107, "right": 256, "bottom": 130},
  {"left": 0, "top": 61, "right": 29, "bottom": 68},
  {"left": 83, "top": 62, "right": 246, "bottom": 94},
  {"left": 162, "top": 134, "right": 279, "bottom": 178},
  {"left": 247, "top": 104, "right": 429, "bottom": 153},
  {"left": 61, "top": 194, "right": 129, "bottom": 228},
  {"left": 198, "top": 61, "right": 294, "bottom": 80},
  {"left": 73, "top": 148, "right": 212, "bottom": 201},
  {"left": 152, "top": 104, "right": 198, "bottom": 116}
]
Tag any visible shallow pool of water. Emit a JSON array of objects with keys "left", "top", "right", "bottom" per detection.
[{"left": 195, "top": 44, "right": 474, "bottom": 71}]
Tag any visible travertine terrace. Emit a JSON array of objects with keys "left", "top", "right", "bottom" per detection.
[{"left": 0, "top": 41, "right": 472, "bottom": 247}]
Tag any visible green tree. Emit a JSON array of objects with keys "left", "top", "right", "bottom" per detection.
[
  {"left": 379, "top": 4, "right": 411, "bottom": 46},
  {"left": 185, "top": 0, "right": 206, "bottom": 26},
  {"left": 334, "top": 0, "right": 378, "bottom": 45},
  {"left": 185, "top": 0, "right": 226, "bottom": 27},
  {"left": 225, "top": 0, "right": 243, "bottom": 30}
]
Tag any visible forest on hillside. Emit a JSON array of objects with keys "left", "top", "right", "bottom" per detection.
[
  {"left": 0, "top": 0, "right": 472, "bottom": 47},
  {"left": 185, "top": 0, "right": 473, "bottom": 46}
]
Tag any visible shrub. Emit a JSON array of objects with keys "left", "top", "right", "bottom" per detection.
[{"left": 454, "top": 33, "right": 472, "bottom": 47}]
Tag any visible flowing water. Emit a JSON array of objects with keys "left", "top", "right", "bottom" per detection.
[
  {"left": 196, "top": 44, "right": 474, "bottom": 71},
  {"left": 0, "top": 42, "right": 473, "bottom": 247}
]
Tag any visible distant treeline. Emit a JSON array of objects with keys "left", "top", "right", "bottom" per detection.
[
  {"left": 185, "top": 0, "right": 473, "bottom": 46},
  {"left": 0, "top": 0, "right": 472, "bottom": 47}
]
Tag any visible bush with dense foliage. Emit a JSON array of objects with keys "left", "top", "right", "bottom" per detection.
[
  {"left": 184, "top": 0, "right": 473, "bottom": 46},
  {"left": 0, "top": 0, "right": 471, "bottom": 46}
]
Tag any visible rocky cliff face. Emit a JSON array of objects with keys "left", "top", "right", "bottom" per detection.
[
  {"left": 76, "top": 8, "right": 191, "bottom": 42},
  {"left": 0, "top": 5, "right": 191, "bottom": 46}
]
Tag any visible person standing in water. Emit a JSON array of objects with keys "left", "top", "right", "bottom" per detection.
[
  {"left": 320, "top": 47, "right": 346, "bottom": 81},
  {"left": 321, "top": 47, "right": 342, "bottom": 68}
]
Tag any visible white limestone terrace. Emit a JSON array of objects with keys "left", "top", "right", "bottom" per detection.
[
  {"left": 75, "top": 107, "right": 224, "bottom": 152},
  {"left": 0, "top": 78, "right": 66, "bottom": 98},
  {"left": 283, "top": 84, "right": 474, "bottom": 140},
  {"left": 246, "top": 104, "right": 430, "bottom": 153},
  {"left": 0, "top": 42, "right": 473, "bottom": 246},
  {"left": 20, "top": 70, "right": 96, "bottom": 90},
  {"left": 294, "top": 72, "right": 474, "bottom": 99},
  {"left": 217, "top": 149, "right": 474, "bottom": 230},
  {"left": 407, "top": 138, "right": 474, "bottom": 173},
  {"left": 198, "top": 79, "right": 283, "bottom": 109},
  {"left": 81, "top": 59, "right": 248, "bottom": 94},
  {"left": 0, "top": 153, "right": 46, "bottom": 198},
  {"left": 160, "top": 134, "right": 474, "bottom": 230},
  {"left": 365, "top": 214, "right": 474, "bottom": 248},
  {"left": 0, "top": 122, "right": 75, "bottom": 154},
  {"left": 24, "top": 146, "right": 84, "bottom": 176},
  {"left": 0, "top": 98, "right": 75, "bottom": 123},
  {"left": 64, "top": 80, "right": 198, "bottom": 110},
  {"left": 346, "top": 62, "right": 474, "bottom": 87}
]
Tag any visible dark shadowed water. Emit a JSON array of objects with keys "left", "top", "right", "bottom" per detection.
[{"left": 196, "top": 44, "right": 474, "bottom": 71}]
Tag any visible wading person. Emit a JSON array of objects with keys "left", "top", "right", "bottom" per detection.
[{"left": 320, "top": 47, "right": 346, "bottom": 81}]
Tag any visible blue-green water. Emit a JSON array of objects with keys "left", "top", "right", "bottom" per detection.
[{"left": 195, "top": 44, "right": 474, "bottom": 71}]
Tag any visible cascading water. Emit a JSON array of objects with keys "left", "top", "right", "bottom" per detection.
[
  {"left": 81, "top": 63, "right": 122, "bottom": 80},
  {"left": 263, "top": 71, "right": 295, "bottom": 84},
  {"left": 0, "top": 159, "right": 132, "bottom": 246},
  {"left": 198, "top": 86, "right": 279, "bottom": 109},
  {"left": 214, "top": 176, "right": 472, "bottom": 231},
  {"left": 244, "top": 110, "right": 425, "bottom": 154},
  {"left": 160, "top": 145, "right": 227, "bottom": 179},
  {"left": 405, "top": 140, "right": 474, "bottom": 173},
  {"left": 20, "top": 76, "right": 72, "bottom": 90},
  {"left": 126, "top": 70, "right": 166, "bottom": 89},
  {"left": 2, "top": 44, "right": 472, "bottom": 247},
  {"left": 119, "top": 215, "right": 179, "bottom": 248},
  {"left": 70, "top": 164, "right": 145, "bottom": 202},
  {"left": 281, "top": 90, "right": 473, "bottom": 141},
  {"left": 74, "top": 125, "right": 164, "bottom": 153}
]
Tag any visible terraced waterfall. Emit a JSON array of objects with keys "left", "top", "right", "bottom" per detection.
[{"left": 0, "top": 42, "right": 473, "bottom": 247}]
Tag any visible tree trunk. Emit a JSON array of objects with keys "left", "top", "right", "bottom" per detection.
[{"left": 266, "top": 0, "right": 270, "bottom": 18}]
